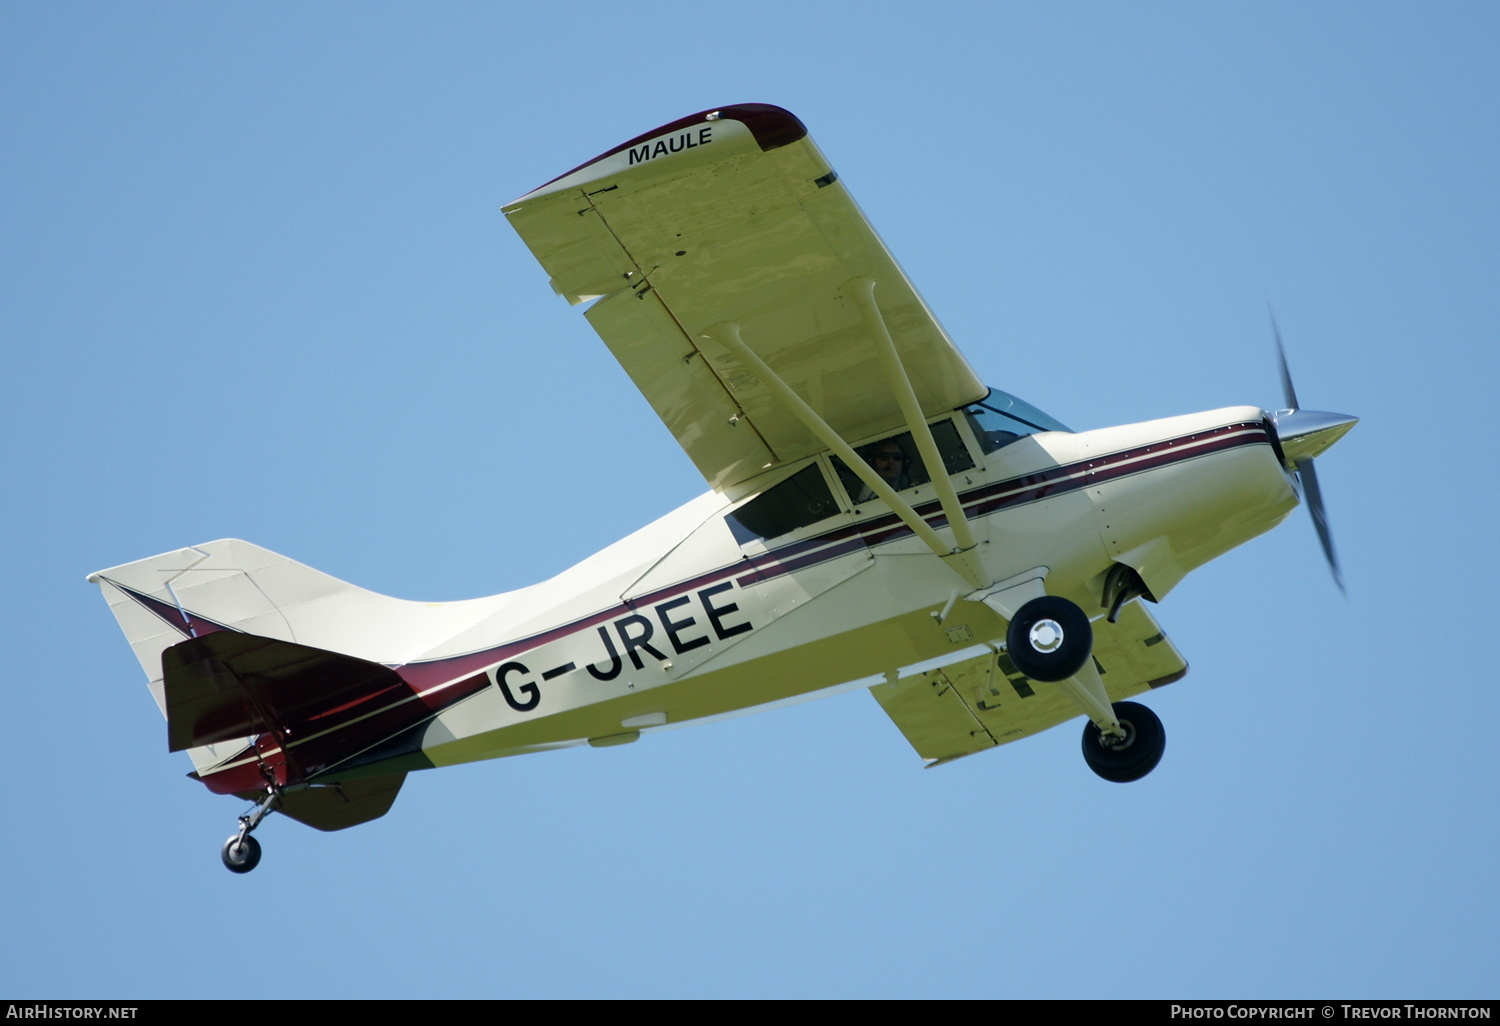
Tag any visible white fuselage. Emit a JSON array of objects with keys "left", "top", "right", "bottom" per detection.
[{"left": 321, "top": 403, "right": 1297, "bottom": 778}]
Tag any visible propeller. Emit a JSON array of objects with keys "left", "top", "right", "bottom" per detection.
[{"left": 1267, "top": 308, "right": 1357, "bottom": 594}]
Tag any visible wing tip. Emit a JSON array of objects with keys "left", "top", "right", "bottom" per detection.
[
  {"left": 718, "top": 102, "right": 807, "bottom": 151},
  {"left": 512, "top": 103, "right": 808, "bottom": 203}
]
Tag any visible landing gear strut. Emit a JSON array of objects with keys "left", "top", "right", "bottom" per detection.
[
  {"left": 1081, "top": 701, "right": 1166, "bottom": 783},
  {"left": 997, "top": 593, "right": 1166, "bottom": 783},
  {"left": 220, "top": 788, "right": 279, "bottom": 874}
]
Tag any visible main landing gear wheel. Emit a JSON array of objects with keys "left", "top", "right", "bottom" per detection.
[
  {"left": 221, "top": 834, "right": 262, "bottom": 874},
  {"left": 1005, "top": 596, "right": 1093, "bottom": 682},
  {"left": 1082, "top": 701, "right": 1165, "bottom": 783}
]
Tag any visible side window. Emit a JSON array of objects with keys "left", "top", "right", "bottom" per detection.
[
  {"left": 929, "top": 419, "right": 978, "bottom": 474},
  {"left": 830, "top": 420, "right": 975, "bottom": 504},
  {"left": 725, "top": 463, "right": 841, "bottom": 544}
]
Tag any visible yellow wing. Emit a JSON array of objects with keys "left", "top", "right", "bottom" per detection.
[{"left": 504, "top": 104, "right": 986, "bottom": 491}]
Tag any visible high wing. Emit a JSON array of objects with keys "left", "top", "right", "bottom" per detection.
[
  {"left": 871, "top": 602, "right": 1189, "bottom": 765},
  {"left": 503, "top": 104, "right": 987, "bottom": 491}
]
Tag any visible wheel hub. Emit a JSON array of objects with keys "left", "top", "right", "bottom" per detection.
[
  {"left": 1028, "top": 618, "right": 1064, "bottom": 653},
  {"left": 1101, "top": 719, "right": 1136, "bottom": 751}
]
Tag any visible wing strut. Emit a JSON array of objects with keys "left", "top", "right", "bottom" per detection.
[
  {"left": 848, "top": 276, "right": 989, "bottom": 589},
  {"left": 703, "top": 321, "right": 990, "bottom": 591}
]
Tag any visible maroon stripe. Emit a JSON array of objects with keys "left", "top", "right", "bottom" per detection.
[
  {"left": 1080, "top": 427, "right": 1263, "bottom": 488},
  {"left": 302, "top": 680, "right": 412, "bottom": 723},
  {"left": 958, "top": 422, "right": 1265, "bottom": 513},
  {"left": 736, "top": 535, "right": 870, "bottom": 587},
  {"left": 199, "top": 669, "right": 494, "bottom": 793},
  {"left": 394, "top": 603, "right": 637, "bottom": 690},
  {"left": 281, "top": 671, "right": 492, "bottom": 779},
  {"left": 744, "top": 424, "right": 1268, "bottom": 586},
  {"left": 415, "top": 671, "right": 491, "bottom": 711}
]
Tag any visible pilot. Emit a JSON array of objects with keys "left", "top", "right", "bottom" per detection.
[{"left": 854, "top": 439, "right": 909, "bottom": 502}]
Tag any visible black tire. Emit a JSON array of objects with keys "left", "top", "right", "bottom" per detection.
[
  {"left": 1005, "top": 596, "right": 1092, "bottom": 682},
  {"left": 221, "top": 834, "right": 262, "bottom": 874},
  {"left": 1081, "top": 701, "right": 1165, "bottom": 783}
]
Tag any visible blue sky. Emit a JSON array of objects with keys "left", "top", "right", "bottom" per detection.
[{"left": 3, "top": 1, "right": 1496, "bottom": 998}]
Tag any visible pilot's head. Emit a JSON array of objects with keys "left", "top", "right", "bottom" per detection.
[{"left": 870, "top": 440, "right": 906, "bottom": 486}]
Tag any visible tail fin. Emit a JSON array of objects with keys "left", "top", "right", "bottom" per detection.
[
  {"left": 90, "top": 538, "right": 509, "bottom": 701},
  {"left": 89, "top": 538, "right": 508, "bottom": 782}
]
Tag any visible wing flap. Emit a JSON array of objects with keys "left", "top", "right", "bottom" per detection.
[
  {"left": 870, "top": 657, "right": 997, "bottom": 763},
  {"left": 585, "top": 288, "right": 779, "bottom": 485}
]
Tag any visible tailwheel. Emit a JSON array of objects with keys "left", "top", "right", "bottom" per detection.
[
  {"left": 219, "top": 786, "right": 279, "bottom": 873},
  {"left": 221, "top": 834, "right": 262, "bottom": 873},
  {"left": 1081, "top": 700, "right": 1165, "bottom": 783}
]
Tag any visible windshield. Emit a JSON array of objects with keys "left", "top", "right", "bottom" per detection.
[{"left": 963, "top": 388, "right": 1071, "bottom": 454}]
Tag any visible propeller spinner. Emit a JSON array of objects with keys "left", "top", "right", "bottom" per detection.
[{"left": 1267, "top": 310, "right": 1358, "bottom": 593}]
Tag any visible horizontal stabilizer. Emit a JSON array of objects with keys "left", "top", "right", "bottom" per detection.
[{"left": 162, "top": 632, "right": 409, "bottom": 754}]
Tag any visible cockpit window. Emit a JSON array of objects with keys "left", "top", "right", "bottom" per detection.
[
  {"left": 830, "top": 419, "right": 976, "bottom": 505},
  {"left": 964, "top": 388, "right": 1072, "bottom": 454},
  {"left": 725, "top": 463, "right": 840, "bottom": 544}
]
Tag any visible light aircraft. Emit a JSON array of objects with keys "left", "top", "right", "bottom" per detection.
[{"left": 90, "top": 104, "right": 1356, "bottom": 873}]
